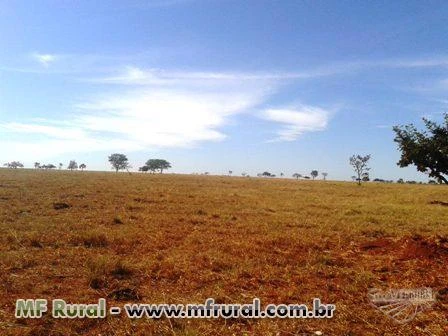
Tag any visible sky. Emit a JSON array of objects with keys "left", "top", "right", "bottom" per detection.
[{"left": 1, "top": 0, "right": 448, "bottom": 181}]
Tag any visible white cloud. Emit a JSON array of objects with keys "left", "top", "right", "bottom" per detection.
[
  {"left": 0, "top": 69, "right": 273, "bottom": 159},
  {"left": 32, "top": 53, "right": 57, "bottom": 67},
  {"left": 262, "top": 105, "right": 330, "bottom": 142},
  {"left": 86, "top": 66, "right": 345, "bottom": 86}
]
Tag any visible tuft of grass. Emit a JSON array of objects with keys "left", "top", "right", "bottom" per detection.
[
  {"left": 86, "top": 256, "right": 109, "bottom": 289},
  {"left": 110, "top": 260, "right": 134, "bottom": 280},
  {"left": 73, "top": 231, "right": 108, "bottom": 248}
]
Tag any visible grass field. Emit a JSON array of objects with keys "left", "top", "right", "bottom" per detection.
[{"left": 0, "top": 169, "right": 447, "bottom": 335}]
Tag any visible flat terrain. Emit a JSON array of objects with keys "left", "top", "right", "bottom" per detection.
[{"left": 0, "top": 169, "right": 447, "bottom": 335}]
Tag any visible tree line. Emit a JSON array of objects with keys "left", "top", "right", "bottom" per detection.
[{"left": 2, "top": 114, "right": 447, "bottom": 184}]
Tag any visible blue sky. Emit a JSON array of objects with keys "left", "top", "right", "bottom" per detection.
[{"left": 1, "top": 0, "right": 448, "bottom": 180}]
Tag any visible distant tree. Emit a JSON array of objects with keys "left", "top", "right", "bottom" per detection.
[
  {"left": 322, "top": 172, "right": 328, "bottom": 180},
  {"left": 145, "top": 159, "right": 171, "bottom": 174},
  {"left": 349, "top": 154, "right": 371, "bottom": 185},
  {"left": 393, "top": 114, "right": 448, "bottom": 184},
  {"left": 58, "top": 163, "right": 63, "bottom": 170},
  {"left": 362, "top": 172, "right": 370, "bottom": 182},
  {"left": 241, "top": 172, "right": 247, "bottom": 177},
  {"left": 311, "top": 170, "right": 319, "bottom": 180},
  {"left": 280, "top": 172, "right": 284, "bottom": 177},
  {"left": 428, "top": 180, "right": 437, "bottom": 185},
  {"left": 397, "top": 178, "right": 404, "bottom": 184},
  {"left": 79, "top": 163, "right": 86, "bottom": 171},
  {"left": 228, "top": 170, "right": 233, "bottom": 176},
  {"left": 261, "top": 171, "right": 272, "bottom": 177},
  {"left": 303, "top": 176, "right": 310, "bottom": 179},
  {"left": 292, "top": 173, "right": 302, "bottom": 180},
  {"left": 139, "top": 166, "right": 150, "bottom": 173},
  {"left": 108, "top": 154, "right": 130, "bottom": 172},
  {"left": 34, "top": 162, "right": 41, "bottom": 169},
  {"left": 4, "top": 161, "right": 24, "bottom": 169},
  {"left": 406, "top": 180, "right": 417, "bottom": 184},
  {"left": 67, "top": 160, "right": 78, "bottom": 171},
  {"left": 44, "top": 164, "right": 56, "bottom": 169}
]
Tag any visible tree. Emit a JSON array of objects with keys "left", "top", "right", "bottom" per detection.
[
  {"left": 34, "top": 162, "right": 41, "bottom": 169},
  {"left": 79, "top": 163, "right": 86, "bottom": 171},
  {"left": 280, "top": 172, "right": 284, "bottom": 177},
  {"left": 349, "top": 154, "right": 371, "bottom": 185},
  {"left": 261, "top": 171, "right": 272, "bottom": 177},
  {"left": 322, "top": 172, "right": 328, "bottom": 180},
  {"left": 108, "top": 154, "right": 130, "bottom": 172},
  {"left": 145, "top": 159, "right": 171, "bottom": 174},
  {"left": 310, "top": 170, "right": 318, "bottom": 180},
  {"left": 228, "top": 170, "right": 233, "bottom": 176},
  {"left": 139, "top": 166, "right": 150, "bottom": 173},
  {"left": 43, "top": 164, "right": 56, "bottom": 169},
  {"left": 58, "top": 163, "right": 63, "bottom": 170},
  {"left": 67, "top": 160, "right": 78, "bottom": 171},
  {"left": 393, "top": 114, "right": 448, "bottom": 184},
  {"left": 292, "top": 173, "right": 302, "bottom": 180},
  {"left": 4, "top": 161, "right": 24, "bottom": 169}
]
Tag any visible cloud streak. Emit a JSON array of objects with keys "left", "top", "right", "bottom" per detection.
[
  {"left": 262, "top": 105, "right": 330, "bottom": 142},
  {"left": 0, "top": 68, "right": 275, "bottom": 159}
]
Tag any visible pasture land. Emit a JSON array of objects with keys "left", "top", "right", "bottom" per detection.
[{"left": 0, "top": 169, "right": 447, "bottom": 335}]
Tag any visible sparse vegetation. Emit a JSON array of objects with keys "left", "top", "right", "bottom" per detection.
[{"left": 0, "top": 169, "right": 447, "bottom": 335}]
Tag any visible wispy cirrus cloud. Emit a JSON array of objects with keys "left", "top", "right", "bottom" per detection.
[
  {"left": 262, "top": 105, "right": 330, "bottom": 142},
  {"left": 0, "top": 68, "right": 275, "bottom": 159}
]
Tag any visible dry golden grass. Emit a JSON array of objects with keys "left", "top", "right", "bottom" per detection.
[{"left": 0, "top": 169, "right": 447, "bottom": 335}]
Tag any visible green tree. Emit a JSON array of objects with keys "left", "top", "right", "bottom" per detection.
[
  {"left": 145, "top": 159, "right": 171, "bottom": 173},
  {"left": 108, "top": 154, "right": 130, "bottom": 172},
  {"left": 393, "top": 114, "right": 448, "bottom": 184},
  {"left": 79, "top": 163, "right": 86, "bottom": 171},
  {"left": 349, "top": 154, "right": 371, "bottom": 185},
  {"left": 67, "top": 160, "right": 78, "bottom": 171},
  {"left": 310, "top": 170, "right": 318, "bottom": 180}
]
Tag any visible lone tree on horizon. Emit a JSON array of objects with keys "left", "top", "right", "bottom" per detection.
[
  {"left": 292, "top": 173, "right": 302, "bottom": 180},
  {"left": 322, "top": 172, "right": 328, "bottom": 180},
  {"left": 145, "top": 159, "right": 171, "bottom": 173},
  {"left": 79, "top": 163, "right": 86, "bottom": 171},
  {"left": 67, "top": 160, "right": 78, "bottom": 171},
  {"left": 393, "top": 114, "right": 448, "bottom": 184},
  {"left": 349, "top": 154, "right": 371, "bottom": 185},
  {"left": 311, "top": 170, "right": 318, "bottom": 180},
  {"left": 108, "top": 153, "right": 130, "bottom": 172}
]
